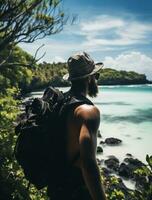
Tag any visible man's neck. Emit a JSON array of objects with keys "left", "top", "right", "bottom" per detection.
[{"left": 70, "top": 87, "right": 87, "bottom": 97}]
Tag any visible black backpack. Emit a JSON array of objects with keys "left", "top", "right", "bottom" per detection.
[{"left": 14, "top": 86, "right": 93, "bottom": 190}]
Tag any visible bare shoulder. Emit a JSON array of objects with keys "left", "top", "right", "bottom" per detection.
[
  {"left": 74, "top": 104, "right": 100, "bottom": 121},
  {"left": 73, "top": 104, "right": 100, "bottom": 135}
]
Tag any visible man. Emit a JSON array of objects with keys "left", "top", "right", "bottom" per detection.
[{"left": 48, "top": 52, "right": 106, "bottom": 200}]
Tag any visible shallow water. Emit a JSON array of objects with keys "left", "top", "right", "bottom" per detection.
[{"left": 94, "top": 85, "right": 152, "bottom": 163}]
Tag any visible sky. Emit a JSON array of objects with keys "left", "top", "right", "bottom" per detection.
[{"left": 20, "top": 0, "right": 152, "bottom": 80}]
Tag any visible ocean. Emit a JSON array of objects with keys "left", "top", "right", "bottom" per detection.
[
  {"left": 94, "top": 84, "right": 152, "bottom": 164},
  {"left": 29, "top": 84, "right": 152, "bottom": 163}
]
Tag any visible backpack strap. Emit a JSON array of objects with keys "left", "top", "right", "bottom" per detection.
[{"left": 59, "top": 91, "right": 94, "bottom": 116}]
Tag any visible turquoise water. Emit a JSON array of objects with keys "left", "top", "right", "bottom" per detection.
[
  {"left": 92, "top": 84, "right": 152, "bottom": 163},
  {"left": 29, "top": 84, "right": 152, "bottom": 163}
]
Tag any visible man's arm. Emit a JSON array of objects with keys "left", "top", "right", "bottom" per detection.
[{"left": 75, "top": 105, "right": 107, "bottom": 200}]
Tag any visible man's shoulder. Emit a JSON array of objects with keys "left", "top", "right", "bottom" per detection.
[{"left": 74, "top": 104, "right": 100, "bottom": 121}]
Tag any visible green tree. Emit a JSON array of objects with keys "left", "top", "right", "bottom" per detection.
[
  {"left": 0, "top": 0, "right": 66, "bottom": 52},
  {"left": 0, "top": 1, "right": 71, "bottom": 199},
  {"left": 0, "top": 46, "right": 33, "bottom": 93}
]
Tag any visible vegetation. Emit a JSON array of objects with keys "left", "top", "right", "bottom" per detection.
[
  {"left": 0, "top": 87, "right": 48, "bottom": 199},
  {"left": 1, "top": 45, "right": 150, "bottom": 95},
  {"left": 103, "top": 155, "right": 152, "bottom": 200},
  {"left": 98, "top": 68, "right": 150, "bottom": 85},
  {"left": 29, "top": 62, "right": 151, "bottom": 90},
  {"left": 0, "top": 1, "right": 67, "bottom": 199},
  {"left": 0, "top": 0, "right": 66, "bottom": 53},
  {"left": 133, "top": 155, "right": 152, "bottom": 200},
  {"left": 0, "top": 45, "right": 34, "bottom": 93}
]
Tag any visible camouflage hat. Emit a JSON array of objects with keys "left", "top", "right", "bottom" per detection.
[{"left": 63, "top": 52, "right": 103, "bottom": 81}]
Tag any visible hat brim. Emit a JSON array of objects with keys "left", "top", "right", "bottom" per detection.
[{"left": 63, "top": 62, "right": 104, "bottom": 81}]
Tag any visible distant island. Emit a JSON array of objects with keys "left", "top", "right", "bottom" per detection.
[
  {"left": 36, "top": 62, "right": 151, "bottom": 88},
  {"left": 0, "top": 46, "right": 151, "bottom": 94}
]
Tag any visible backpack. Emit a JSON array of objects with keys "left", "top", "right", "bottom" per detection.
[{"left": 14, "top": 86, "right": 93, "bottom": 190}]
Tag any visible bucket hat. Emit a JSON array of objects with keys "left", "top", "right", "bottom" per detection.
[{"left": 63, "top": 52, "right": 103, "bottom": 81}]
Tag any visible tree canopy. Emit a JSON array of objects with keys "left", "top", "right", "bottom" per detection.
[{"left": 0, "top": 0, "right": 66, "bottom": 52}]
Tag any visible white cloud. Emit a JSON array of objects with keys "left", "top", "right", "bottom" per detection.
[
  {"left": 104, "top": 52, "right": 152, "bottom": 80},
  {"left": 81, "top": 15, "right": 124, "bottom": 32},
  {"left": 79, "top": 15, "right": 152, "bottom": 48},
  {"left": 20, "top": 14, "right": 152, "bottom": 66},
  {"left": 117, "top": 22, "right": 152, "bottom": 41}
]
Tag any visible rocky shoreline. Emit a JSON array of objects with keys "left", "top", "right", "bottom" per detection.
[{"left": 97, "top": 134, "right": 151, "bottom": 200}]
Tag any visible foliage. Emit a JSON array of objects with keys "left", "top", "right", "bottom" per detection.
[
  {"left": 104, "top": 175, "right": 127, "bottom": 200},
  {"left": 0, "top": 0, "right": 70, "bottom": 198},
  {"left": 110, "top": 189, "right": 125, "bottom": 200},
  {"left": 0, "top": 0, "right": 67, "bottom": 52},
  {"left": 98, "top": 68, "right": 149, "bottom": 85},
  {"left": 30, "top": 62, "right": 69, "bottom": 90},
  {"left": 0, "top": 87, "right": 48, "bottom": 199},
  {"left": 0, "top": 87, "right": 26, "bottom": 199},
  {"left": 1, "top": 46, "right": 150, "bottom": 96},
  {"left": 133, "top": 155, "right": 152, "bottom": 200},
  {"left": 30, "top": 63, "right": 150, "bottom": 89},
  {"left": 0, "top": 45, "right": 33, "bottom": 93},
  {"left": 103, "top": 155, "right": 152, "bottom": 200}
]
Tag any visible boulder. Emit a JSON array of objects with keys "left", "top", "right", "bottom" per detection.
[
  {"left": 135, "top": 175, "right": 147, "bottom": 190},
  {"left": 104, "top": 156, "right": 120, "bottom": 171},
  {"left": 119, "top": 158, "right": 145, "bottom": 179},
  {"left": 136, "top": 137, "right": 142, "bottom": 140},
  {"left": 97, "top": 146, "right": 103, "bottom": 154},
  {"left": 124, "top": 157, "right": 145, "bottom": 168},
  {"left": 105, "top": 137, "right": 122, "bottom": 145},
  {"left": 97, "top": 130, "right": 102, "bottom": 138},
  {"left": 126, "top": 153, "right": 133, "bottom": 157},
  {"left": 102, "top": 167, "right": 111, "bottom": 177},
  {"left": 99, "top": 140, "right": 105, "bottom": 145},
  {"left": 118, "top": 163, "right": 132, "bottom": 178}
]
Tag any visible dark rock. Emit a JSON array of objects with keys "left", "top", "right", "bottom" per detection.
[
  {"left": 126, "top": 153, "right": 133, "bottom": 157},
  {"left": 104, "top": 156, "right": 120, "bottom": 171},
  {"left": 124, "top": 157, "right": 145, "bottom": 168},
  {"left": 135, "top": 175, "right": 147, "bottom": 190},
  {"left": 97, "top": 130, "right": 102, "bottom": 138},
  {"left": 97, "top": 146, "right": 103, "bottom": 154},
  {"left": 99, "top": 140, "right": 105, "bottom": 144},
  {"left": 102, "top": 167, "right": 111, "bottom": 177},
  {"left": 119, "top": 163, "right": 132, "bottom": 178},
  {"left": 119, "top": 158, "right": 145, "bottom": 179},
  {"left": 105, "top": 137, "right": 122, "bottom": 145},
  {"left": 136, "top": 137, "right": 142, "bottom": 140}
]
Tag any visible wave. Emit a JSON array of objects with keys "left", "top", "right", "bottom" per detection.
[
  {"left": 99, "top": 85, "right": 122, "bottom": 88},
  {"left": 146, "top": 84, "right": 152, "bottom": 87}
]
